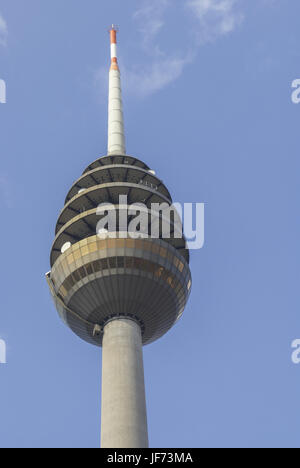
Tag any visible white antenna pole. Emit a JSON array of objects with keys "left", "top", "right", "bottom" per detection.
[{"left": 107, "top": 26, "right": 126, "bottom": 155}]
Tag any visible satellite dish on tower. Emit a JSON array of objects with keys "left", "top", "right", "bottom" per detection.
[{"left": 61, "top": 242, "right": 72, "bottom": 254}]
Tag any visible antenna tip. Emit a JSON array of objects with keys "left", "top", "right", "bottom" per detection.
[
  {"left": 109, "top": 25, "right": 118, "bottom": 45},
  {"left": 109, "top": 24, "right": 119, "bottom": 32}
]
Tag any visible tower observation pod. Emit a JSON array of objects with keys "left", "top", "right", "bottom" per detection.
[{"left": 46, "top": 26, "right": 192, "bottom": 448}]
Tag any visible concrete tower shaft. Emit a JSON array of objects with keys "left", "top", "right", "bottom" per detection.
[{"left": 101, "top": 319, "right": 148, "bottom": 448}]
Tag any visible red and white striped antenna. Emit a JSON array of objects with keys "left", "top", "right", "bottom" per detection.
[
  {"left": 109, "top": 24, "right": 119, "bottom": 71},
  {"left": 107, "top": 25, "right": 126, "bottom": 155}
]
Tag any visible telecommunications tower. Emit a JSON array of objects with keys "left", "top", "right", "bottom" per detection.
[{"left": 46, "top": 27, "right": 192, "bottom": 448}]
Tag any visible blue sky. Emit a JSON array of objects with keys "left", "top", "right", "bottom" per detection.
[{"left": 0, "top": 0, "right": 300, "bottom": 448}]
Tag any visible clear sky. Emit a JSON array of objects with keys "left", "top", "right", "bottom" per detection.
[{"left": 0, "top": 0, "right": 299, "bottom": 448}]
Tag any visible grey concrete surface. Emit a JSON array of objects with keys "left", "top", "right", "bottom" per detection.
[{"left": 101, "top": 318, "right": 149, "bottom": 448}]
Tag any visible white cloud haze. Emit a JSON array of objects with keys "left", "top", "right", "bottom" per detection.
[
  {"left": 123, "top": 55, "right": 193, "bottom": 97},
  {"left": 187, "top": 0, "right": 244, "bottom": 42},
  {"left": 96, "top": 0, "right": 244, "bottom": 97},
  {"left": 125, "top": 0, "right": 243, "bottom": 96},
  {"left": 133, "top": 0, "right": 170, "bottom": 54},
  {"left": 0, "top": 12, "right": 8, "bottom": 47}
]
